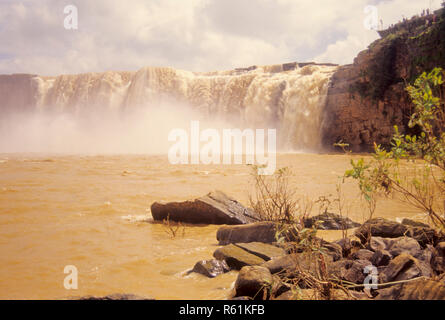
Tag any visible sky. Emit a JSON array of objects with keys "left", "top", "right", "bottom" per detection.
[{"left": 0, "top": 0, "right": 442, "bottom": 75}]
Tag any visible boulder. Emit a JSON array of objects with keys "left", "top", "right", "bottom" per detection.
[
  {"left": 355, "top": 218, "right": 409, "bottom": 243},
  {"left": 151, "top": 191, "right": 259, "bottom": 225},
  {"left": 401, "top": 218, "right": 430, "bottom": 228},
  {"left": 304, "top": 212, "right": 361, "bottom": 230},
  {"left": 191, "top": 259, "right": 230, "bottom": 278},
  {"left": 234, "top": 266, "right": 273, "bottom": 300},
  {"left": 356, "top": 218, "right": 436, "bottom": 246},
  {"left": 376, "top": 278, "right": 445, "bottom": 300},
  {"left": 234, "top": 242, "right": 286, "bottom": 261},
  {"left": 213, "top": 244, "right": 266, "bottom": 270},
  {"left": 368, "top": 236, "right": 422, "bottom": 259},
  {"left": 216, "top": 222, "right": 277, "bottom": 245},
  {"left": 380, "top": 253, "right": 432, "bottom": 283},
  {"left": 351, "top": 249, "right": 374, "bottom": 261},
  {"left": 261, "top": 252, "right": 334, "bottom": 285},
  {"left": 331, "top": 259, "right": 373, "bottom": 284},
  {"left": 431, "top": 242, "right": 445, "bottom": 275},
  {"left": 321, "top": 241, "right": 343, "bottom": 261},
  {"left": 371, "top": 249, "right": 392, "bottom": 267}
]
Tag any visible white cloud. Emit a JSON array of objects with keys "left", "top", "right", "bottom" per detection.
[{"left": 0, "top": 0, "right": 441, "bottom": 75}]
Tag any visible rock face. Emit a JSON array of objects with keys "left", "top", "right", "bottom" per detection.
[
  {"left": 151, "top": 191, "right": 259, "bottom": 225},
  {"left": 304, "top": 212, "right": 361, "bottom": 230},
  {"left": 322, "top": 8, "right": 445, "bottom": 151},
  {"left": 216, "top": 222, "right": 278, "bottom": 245}
]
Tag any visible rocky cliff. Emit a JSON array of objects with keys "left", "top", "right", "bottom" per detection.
[{"left": 322, "top": 8, "right": 445, "bottom": 152}]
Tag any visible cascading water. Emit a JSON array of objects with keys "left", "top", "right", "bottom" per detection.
[{"left": 1, "top": 63, "right": 337, "bottom": 152}]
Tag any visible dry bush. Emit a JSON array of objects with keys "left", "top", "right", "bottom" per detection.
[{"left": 162, "top": 214, "right": 186, "bottom": 239}]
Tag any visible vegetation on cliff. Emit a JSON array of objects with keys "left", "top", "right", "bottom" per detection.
[
  {"left": 345, "top": 68, "right": 445, "bottom": 231},
  {"left": 350, "top": 8, "right": 445, "bottom": 102}
]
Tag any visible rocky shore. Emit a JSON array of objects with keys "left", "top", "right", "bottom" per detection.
[{"left": 150, "top": 191, "right": 445, "bottom": 300}]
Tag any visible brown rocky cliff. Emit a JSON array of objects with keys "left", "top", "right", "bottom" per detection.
[{"left": 322, "top": 8, "right": 445, "bottom": 152}]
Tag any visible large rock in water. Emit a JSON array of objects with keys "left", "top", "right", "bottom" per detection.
[
  {"left": 191, "top": 259, "right": 230, "bottom": 278},
  {"left": 217, "top": 222, "right": 278, "bottom": 245},
  {"left": 151, "top": 191, "right": 258, "bottom": 225}
]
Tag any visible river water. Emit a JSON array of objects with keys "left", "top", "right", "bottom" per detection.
[{"left": 0, "top": 153, "right": 424, "bottom": 300}]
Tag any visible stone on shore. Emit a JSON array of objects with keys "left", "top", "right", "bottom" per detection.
[
  {"left": 368, "top": 236, "right": 422, "bottom": 259},
  {"left": 304, "top": 212, "right": 361, "bottom": 230},
  {"left": 234, "top": 266, "right": 273, "bottom": 300},
  {"left": 380, "top": 253, "right": 432, "bottom": 283},
  {"left": 376, "top": 278, "right": 445, "bottom": 300},
  {"left": 355, "top": 218, "right": 409, "bottom": 242},
  {"left": 216, "top": 222, "right": 277, "bottom": 245},
  {"left": 213, "top": 244, "right": 266, "bottom": 270},
  {"left": 151, "top": 191, "right": 259, "bottom": 225},
  {"left": 356, "top": 218, "right": 437, "bottom": 246},
  {"left": 431, "top": 242, "right": 445, "bottom": 275}
]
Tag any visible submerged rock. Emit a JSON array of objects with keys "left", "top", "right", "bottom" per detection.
[
  {"left": 304, "top": 212, "right": 361, "bottom": 230},
  {"left": 151, "top": 191, "right": 259, "bottom": 225},
  {"left": 213, "top": 244, "right": 266, "bottom": 270},
  {"left": 191, "top": 259, "right": 230, "bottom": 278},
  {"left": 216, "top": 222, "right": 278, "bottom": 245}
]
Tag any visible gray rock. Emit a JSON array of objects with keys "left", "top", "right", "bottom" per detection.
[
  {"left": 355, "top": 218, "right": 409, "bottom": 243},
  {"left": 380, "top": 253, "right": 432, "bottom": 283},
  {"left": 371, "top": 249, "right": 392, "bottom": 267},
  {"left": 191, "top": 259, "right": 230, "bottom": 278},
  {"left": 213, "top": 244, "right": 266, "bottom": 270},
  {"left": 368, "top": 236, "right": 422, "bottom": 259},
  {"left": 151, "top": 191, "right": 259, "bottom": 225},
  {"left": 217, "top": 222, "right": 278, "bottom": 245},
  {"left": 332, "top": 259, "right": 373, "bottom": 284},
  {"left": 351, "top": 249, "right": 374, "bottom": 261},
  {"left": 304, "top": 212, "right": 361, "bottom": 230}
]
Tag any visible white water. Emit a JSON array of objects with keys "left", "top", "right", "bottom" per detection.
[{"left": 1, "top": 64, "right": 337, "bottom": 153}]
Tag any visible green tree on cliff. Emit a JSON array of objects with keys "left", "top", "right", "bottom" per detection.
[{"left": 345, "top": 68, "right": 445, "bottom": 231}]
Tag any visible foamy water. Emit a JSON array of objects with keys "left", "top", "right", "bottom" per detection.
[{"left": 0, "top": 153, "right": 425, "bottom": 300}]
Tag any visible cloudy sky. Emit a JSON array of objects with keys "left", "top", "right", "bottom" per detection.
[{"left": 0, "top": 0, "right": 442, "bottom": 75}]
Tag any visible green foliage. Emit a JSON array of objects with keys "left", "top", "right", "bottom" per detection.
[{"left": 344, "top": 68, "right": 445, "bottom": 230}]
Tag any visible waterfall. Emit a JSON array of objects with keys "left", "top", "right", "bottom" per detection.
[{"left": 0, "top": 63, "right": 337, "bottom": 152}]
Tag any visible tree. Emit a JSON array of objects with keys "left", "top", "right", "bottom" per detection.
[{"left": 344, "top": 68, "right": 445, "bottom": 231}]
